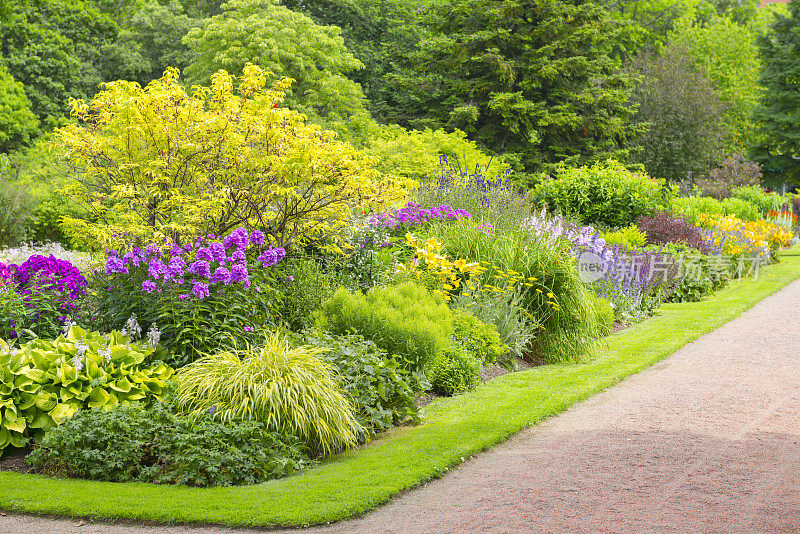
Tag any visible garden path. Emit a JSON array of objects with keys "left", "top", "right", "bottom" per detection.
[{"left": 4, "top": 279, "right": 800, "bottom": 533}]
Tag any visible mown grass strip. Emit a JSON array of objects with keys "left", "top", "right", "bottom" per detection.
[{"left": 2, "top": 249, "right": 800, "bottom": 527}]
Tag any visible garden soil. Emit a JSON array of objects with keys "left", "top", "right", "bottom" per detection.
[{"left": 4, "top": 279, "right": 800, "bottom": 533}]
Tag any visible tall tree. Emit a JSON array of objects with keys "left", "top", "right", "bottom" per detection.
[
  {"left": 0, "top": 63, "right": 38, "bottom": 152},
  {"left": 626, "top": 44, "right": 729, "bottom": 182},
  {"left": 183, "top": 0, "right": 374, "bottom": 142},
  {"left": 751, "top": 0, "right": 800, "bottom": 185},
  {"left": 390, "top": 0, "right": 640, "bottom": 177},
  {"left": 668, "top": 15, "right": 761, "bottom": 152}
]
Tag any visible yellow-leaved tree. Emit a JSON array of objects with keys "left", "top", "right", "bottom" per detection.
[{"left": 56, "top": 64, "right": 409, "bottom": 249}]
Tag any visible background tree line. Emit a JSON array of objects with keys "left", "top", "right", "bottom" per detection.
[{"left": 1, "top": 0, "right": 799, "bottom": 210}]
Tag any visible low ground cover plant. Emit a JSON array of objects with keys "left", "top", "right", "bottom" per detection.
[{"left": 27, "top": 402, "right": 310, "bottom": 487}]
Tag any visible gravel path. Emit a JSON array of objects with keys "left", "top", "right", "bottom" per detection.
[{"left": 4, "top": 279, "right": 800, "bottom": 534}]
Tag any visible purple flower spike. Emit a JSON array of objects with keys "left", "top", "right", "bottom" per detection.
[
  {"left": 250, "top": 230, "right": 266, "bottom": 247},
  {"left": 105, "top": 257, "right": 128, "bottom": 275}
]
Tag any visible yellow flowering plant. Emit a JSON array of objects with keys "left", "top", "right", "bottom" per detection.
[{"left": 698, "top": 213, "right": 792, "bottom": 260}]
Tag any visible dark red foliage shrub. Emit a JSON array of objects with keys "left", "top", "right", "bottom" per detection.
[{"left": 636, "top": 210, "right": 711, "bottom": 254}]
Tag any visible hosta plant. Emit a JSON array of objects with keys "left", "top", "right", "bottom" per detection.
[
  {"left": 173, "top": 333, "right": 361, "bottom": 457},
  {"left": 0, "top": 326, "right": 173, "bottom": 452}
]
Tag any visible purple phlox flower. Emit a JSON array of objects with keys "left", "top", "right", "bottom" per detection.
[
  {"left": 209, "top": 242, "right": 227, "bottom": 263},
  {"left": 191, "top": 281, "right": 210, "bottom": 299},
  {"left": 230, "top": 249, "right": 247, "bottom": 263},
  {"left": 210, "top": 266, "right": 231, "bottom": 285},
  {"left": 105, "top": 256, "right": 128, "bottom": 275},
  {"left": 230, "top": 263, "right": 249, "bottom": 284},
  {"left": 208, "top": 405, "right": 217, "bottom": 415},
  {"left": 148, "top": 258, "right": 167, "bottom": 279},
  {"left": 288, "top": 275, "right": 294, "bottom": 282},
  {"left": 187, "top": 260, "right": 211, "bottom": 278},
  {"left": 223, "top": 227, "right": 250, "bottom": 251},
  {"left": 250, "top": 230, "right": 266, "bottom": 247},
  {"left": 166, "top": 256, "right": 186, "bottom": 279},
  {"left": 244, "top": 326, "right": 253, "bottom": 332},
  {"left": 196, "top": 247, "right": 213, "bottom": 262},
  {"left": 142, "top": 280, "right": 157, "bottom": 293}
]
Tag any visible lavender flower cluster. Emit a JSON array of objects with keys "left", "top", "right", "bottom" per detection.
[
  {"left": 522, "top": 208, "right": 614, "bottom": 263},
  {"left": 368, "top": 202, "right": 471, "bottom": 231},
  {"left": 105, "top": 228, "right": 285, "bottom": 300}
]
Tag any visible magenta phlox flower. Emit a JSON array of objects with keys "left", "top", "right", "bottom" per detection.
[
  {"left": 142, "top": 280, "right": 157, "bottom": 293},
  {"left": 230, "top": 250, "right": 246, "bottom": 263},
  {"left": 223, "top": 227, "right": 250, "bottom": 251},
  {"left": 210, "top": 266, "right": 231, "bottom": 285},
  {"left": 191, "top": 281, "right": 210, "bottom": 299},
  {"left": 187, "top": 260, "right": 211, "bottom": 278},
  {"left": 195, "top": 247, "right": 213, "bottom": 262}
]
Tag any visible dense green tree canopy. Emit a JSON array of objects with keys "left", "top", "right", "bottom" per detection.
[
  {"left": 627, "top": 44, "right": 728, "bottom": 182},
  {"left": 668, "top": 15, "right": 761, "bottom": 152},
  {"left": 751, "top": 0, "right": 800, "bottom": 185},
  {"left": 183, "top": 0, "right": 374, "bottom": 141},
  {"left": 281, "top": 0, "right": 431, "bottom": 124},
  {"left": 0, "top": 0, "right": 123, "bottom": 123},
  {"left": 0, "top": 63, "right": 38, "bottom": 152},
  {"left": 389, "top": 0, "right": 640, "bottom": 177}
]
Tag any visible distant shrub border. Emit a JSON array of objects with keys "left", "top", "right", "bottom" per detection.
[{"left": 1, "top": 246, "right": 799, "bottom": 528}]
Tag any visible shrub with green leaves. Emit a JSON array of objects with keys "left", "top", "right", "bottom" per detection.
[
  {"left": 670, "top": 196, "right": 724, "bottom": 224},
  {"left": 665, "top": 254, "right": 731, "bottom": 303},
  {"left": 452, "top": 311, "right": 510, "bottom": 367},
  {"left": 732, "top": 186, "right": 784, "bottom": 216},
  {"left": 529, "top": 160, "right": 667, "bottom": 227},
  {"left": 451, "top": 286, "right": 538, "bottom": 360},
  {"left": 173, "top": 333, "right": 361, "bottom": 457},
  {"left": 272, "top": 256, "right": 342, "bottom": 331},
  {"left": 295, "top": 330, "right": 423, "bottom": 441},
  {"left": 602, "top": 225, "right": 647, "bottom": 251},
  {"left": 315, "top": 282, "right": 453, "bottom": 373},
  {"left": 26, "top": 403, "right": 310, "bottom": 487},
  {"left": 0, "top": 326, "right": 173, "bottom": 452},
  {"left": 430, "top": 346, "right": 480, "bottom": 396},
  {"left": 720, "top": 197, "right": 760, "bottom": 222}
]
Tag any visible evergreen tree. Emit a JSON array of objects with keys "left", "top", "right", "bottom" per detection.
[
  {"left": 390, "top": 0, "right": 640, "bottom": 177},
  {"left": 751, "top": 0, "right": 800, "bottom": 185}
]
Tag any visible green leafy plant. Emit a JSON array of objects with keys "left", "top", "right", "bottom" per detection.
[
  {"left": 26, "top": 402, "right": 310, "bottom": 487},
  {"left": 430, "top": 346, "right": 479, "bottom": 396},
  {"left": 591, "top": 295, "right": 615, "bottom": 336},
  {"left": 451, "top": 285, "right": 538, "bottom": 360},
  {"left": 670, "top": 196, "right": 724, "bottom": 224},
  {"left": 602, "top": 225, "right": 647, "bottom": 251},
  {"left": 451, "top": 311, "right": 510, "bottom": 367},
  {"left": 731, "top": 186, "right": 784, "bottom": 216},
  {"left": 173, "top": 333, "right": 361, "bottom": 457},
  {"left": 272, "top": 257, "right": 342, "bottom": 331},
  {"left": 529, "top": 160, "right": 666, "bottom": 227},
  {"left": 720, "top": 197, "right": 760, "bottom": 221},
  {"left": 315, "top": 281, "right": 453, "bottom": 373},
  {"left": 295, "top": 330, "right": 423, "bottom": 441},
  {"left": 0, "top": 326, "right": 173, "bottom": 452},
  {"left": 0, "top": 284, "right": 27, "bottom": 340}
]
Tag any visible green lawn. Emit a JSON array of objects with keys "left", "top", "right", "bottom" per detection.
[{"left": 3, "top": 249, "right": 800, "bottom": 528}]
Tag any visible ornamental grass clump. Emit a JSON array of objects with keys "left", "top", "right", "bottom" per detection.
[
  {"left": 432, "top": 219, "right": 601, "bottom": 363},
  {"left": 173, "top": 333, "right": 361, "bottom": 457}
]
